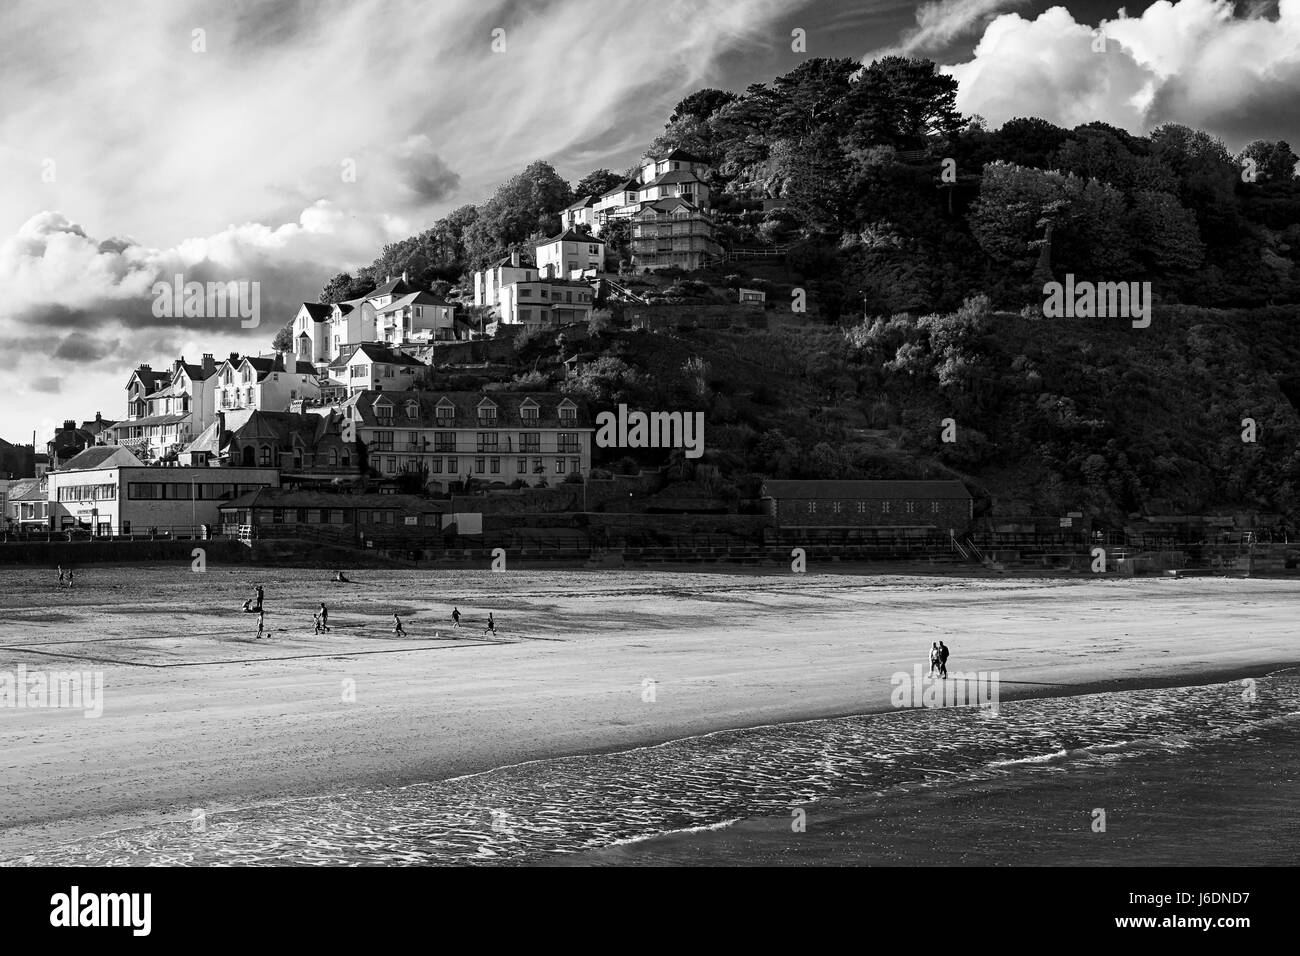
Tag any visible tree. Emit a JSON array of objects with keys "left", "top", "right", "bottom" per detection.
[
  {"left": 320, "top": 271, "right": 371, "bottom": 303},
  {"left": 271, "top": 320, "right": 294, "bottom": 353},
  {"left": 463, "top": 160, "right": 575, "bottom": 266},
  {"left": 669, "top": 88, "right": 738, "bottom": 124},
  {"left": 845, "top": 56, "right": 962, "bottom": 151},
  {"left": 1239, "top": 140, "right": 1299, "bottom": 183},
  {"left": 574, "top": 169, "right": 625, "bottom": 200}
]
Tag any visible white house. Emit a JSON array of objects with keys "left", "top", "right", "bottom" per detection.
[
  {"left": 497, "top": 278, "right": 595, "bottom": 328},
  {"left": 592, "top": 178, "right": 642, "bottom": 233},
  {"left": 473, "top": 252, "right": 538, "bottom": 308},
  {"left": 214, "top": 353, "right": 321, "bottom": 414},
  {"left": 328, "top": 343, "right": 427, "bottom": 395},
  {"left": 639, "top": 148, "right": 711, "bottom": 184},
  {"left": 560, "top": 195, "right": 598, "bottom": 232},
  {"left": 536, "top": 228, "right": 605, "bottom": 279},
  {"left": 374, "top": 291, "right": 461, "bottom": 346}
]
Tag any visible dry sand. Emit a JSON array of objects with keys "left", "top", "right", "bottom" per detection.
[{"left": 0, "top": 563, "right": 1295, "bottom": 858}]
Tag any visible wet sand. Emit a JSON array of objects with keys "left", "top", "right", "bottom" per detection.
[{"left": 0, "top": 565, "right": 1295, "bottom": 858}]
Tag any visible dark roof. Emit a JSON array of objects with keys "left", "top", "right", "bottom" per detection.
[
  {"left": 328, "top": 343, "right": 427, "bottom": 369},
  {"left": 564, "top": 195, "right": 596, "bottom": 210},
  {"left": 540, "top": 228, "right": 604, "bottom": 246},
  {"left": 763, "top": 480, "right": 971, "bottom": 500},
  {"left": 130, "top": 368, "right": 171, "bottom": 390},
  {"left": 58, "top": 446, "right": 144, "bottom": 471},
  {"left": 655, "top": 148, "right": 706, "bottom": 163},
  {"left": 300, "top": 302, "right": 332, "bottom": 321},
  {"left": 219, "top": 488, "right": 446, "bottom": 513},
  {"left": 642, "top": 169, "right": 704, "bottom": 187},
  {"left": 637, "top": 197, "right": 702, "bottom": 215},
  {"left": 343, "top": 390, "right": 590, "bottom": 429},
  {"left": 113, "top": 413, "right": 190, "bottom": 429},
  {"left": 369, "top": 275, "right": 417, "bottom": 298},
  {"left": 599, "top": 178, "right": 640, "bottom": 197}
]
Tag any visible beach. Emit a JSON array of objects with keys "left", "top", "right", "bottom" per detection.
[{"left": 0, "top": 565, "right": 1296, "bottom": 863}]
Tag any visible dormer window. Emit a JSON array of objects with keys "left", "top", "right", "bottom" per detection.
[
  {"left": 435, "top": 402, "right": 455, "bottom": 422},
  {"left": 405, "top": 401, "right": 419, "bottom": 420},
  {"left": 477, "top": 403, "right": 498, "bottom": 425},
  {"left": 375, "top": 402, "right": 393, "bottom": 422},
  {"left": 520, "top": 401, "right": 539, "bottom": 422},
  {"left": 559, "top": 402, "right": 577, "bottom": 423}
]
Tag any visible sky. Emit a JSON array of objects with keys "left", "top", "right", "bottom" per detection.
[{"left": 1, "top": 0, "right": 1297, "bottom": 446}]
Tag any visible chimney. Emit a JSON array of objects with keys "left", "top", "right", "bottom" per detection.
[
  {"left": 173, "top": 358, "right": 183, "bottom": 374},
  {"left": 202, "top": 353, "right": 216, "bottom": 376},
  {"left": 274, "top": 351, "right": 285, "bottom": 372},
  {"left": 229, "top": 352, "right": 239, "bottom": 363},
  {"left": 510, "top": 251, "right": 520, "bottom": 268},
  {"left": 138, "top": 363, "right": 151, "bottom": 372},
  {"left": 62, "top": 420, "right": 75, "bottom": 431}
]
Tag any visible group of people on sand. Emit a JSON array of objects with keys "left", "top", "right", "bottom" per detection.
[
  {"left": 55, "top": 566, "right": 74, "bottom": 588},
  {"left": 238, "top": 577, "right": 499, "bottom": 640},
  {"left": 928, "top": 641, "right": 951, "bottom": 678}
]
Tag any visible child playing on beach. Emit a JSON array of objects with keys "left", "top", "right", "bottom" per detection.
[
  {"left": 484, "top": 613, "right": 497, "bottom": 637},
  {"left": 57, "top": 566, "right": 64, "bottom": 586},
  {"left": 929, "top": 642, "right": 941, "bottom": 678},
  {"left": 66, "top": 569, "right": 74, "bottom": 589},
  {"left": 256, "top": 609, "right": 266, "bottom": 639},
  {"left": 394, "top": 613, "right": 406, "bottom": 638}
]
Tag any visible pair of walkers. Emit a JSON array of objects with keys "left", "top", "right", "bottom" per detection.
[{"left": 929, "top": 641, "right": 950, "bottom": 678}]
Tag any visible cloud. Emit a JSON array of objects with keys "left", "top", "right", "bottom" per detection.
[
  {"left": 32, "top": 377, "right": 62, "bottom": 394},
  {"left": 942, "top": 0, "right": 1300, "bottom": 149},
  {"left": 869, "top": 0, "right": 1030, "bottom": 58}
]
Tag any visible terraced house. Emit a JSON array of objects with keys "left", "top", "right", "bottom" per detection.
[{"left": 342, "top": 391, "right": 593, "bottom": 491}]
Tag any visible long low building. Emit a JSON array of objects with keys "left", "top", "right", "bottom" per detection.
[
  {"left": 762, "top": 479, "right": 973, "bottom": 530},
  {"left": 218, "top": 488, "right": 446, "bottom": 536},
  {"left": 45, "top": 446, "right": 279, "bottom": 534}
]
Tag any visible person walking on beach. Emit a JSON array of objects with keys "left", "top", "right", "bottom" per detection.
[
  {"left": 66, "top": 569, "right": 74, "bottom": 589},
  {"left": 451, "top": 607, "right": 461, "bottom": 628},
  {"left": 315, "top": 602, "right": 330, "bottom": 634},
  {"left": 393, "top": 613, "right": 407, "bottom": 638},
  {"left": 484, "top": 613, "right": 497, "bottom": 637},
  {"left": 57, "top": 565, "right": 64, "bottom": 587},
  {"left": 937, "top": 641, "right": 950, "bottom": 678},
  {"left": 929, "top": 642, "right": 941, "bottom": 678}
]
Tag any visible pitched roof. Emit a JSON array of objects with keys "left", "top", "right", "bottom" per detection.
[
  {"left": 299, "top": 302, "right": 332, "bottom": 321},
  {"left": 329, "top": 344, "right": 426, "bottom": 368},
  {"left": 564, "top": 195, "right": 596, "bottom": 211},
  {"left": 540, "top": 228, "right": 604, "bottom": 246},
  {"left": 59, "top": 446, "right": 144, "bottom": 471},
  {"left": 8, "top": 478, "right": 42, "bottom": 501},
  {"left": 599, "top": 178, "right": 640, "bottom": 197},
  {"left": 342, "top": 390, "right": 589, "bottom": 429},
  {"left": 111, "top": 412, "right": 190, "bottom": 429},
  {"left": 655, "top": 148, "right": 707, "bottom": 163},
  {"left": 642, "top": 169, "right": 704, "bottom": 187},
  {"left": 374, "top": 291, "right": 455, "bottom": 315},
  {"left": 637, "top": 197, "right": 702, "bottom": 215},
  {"left": 368, "top": 275, "right": 417, "bottom": 298},
  {"left": 762, "top": 480, "right": 971, "bottom": 500}
]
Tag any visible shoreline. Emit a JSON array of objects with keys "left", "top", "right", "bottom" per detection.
[
  {"left": 3, "top": 659, "right": 1294, "bottom": 860},
  {"left": 2, "top": 567, "right": 1298, "bottom": 860}
]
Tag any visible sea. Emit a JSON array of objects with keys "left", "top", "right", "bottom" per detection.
[{"left": 5, "top": 669, "right": 1297, "bottom": 866}]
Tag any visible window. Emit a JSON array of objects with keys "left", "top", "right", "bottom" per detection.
[
  {"left": 436, "top": 404, "right": 455, "bottom": 422},
  {"left": 477, "top": 433, "right": 499, "bottom": 453},
  {"left": 385, "top": 456, "right": 396, "bottom": 473},
  {"left": 516, "top": 458, "right": 527, "bottom": 474},
  {"left": 882, "top": 502, "right": 890, "bottom": 514},
  {"left": 520, "top": 433, "right": 540, "bottom": 453},
  {"left": 350, "top": 365, "right": 368, "bottom": 379},
  {"left": 832, "top": 502, "right": 842, "bottom": 514},
  {"left": 932, "top": 501, "right": 940, "bottom": 514},
  {"left": 556, "top": 459, "right": 565, "bottom": 474},
  {"left": 532, "top": 458, "right": 543, "bottom": 474},
  {"left": 408, "top": 431, "right": 419, "bottom": 447},
  {"left": 558, "top": 433, "right": 579, "bottom": 453},
  {"left": 490, "top": 458, "right": 500, "bottom": 474},
  {"left": 430, "top": 458, "right": 443, "bottom": 474},
  {"left": 589, "top": 245, "right": 598, "bottom": 254},
  {"left": 808, "top": 502, "right": 816, "bottom": 514},
  {"left": 296, "top": 508, "right": 308, "bottom": 524},
  {"left": 434, "top": 432, "right": 455, "bottom": 452},
  {"left": 259, "top": 446, "right": 271, "bottom": 466},
  {"left": 406, "top": 402, "right": 419, "bottom": 420},
  {"left": 407, "top": 458, "right": 418, "bottom": 471},
  {"left": 376, "top": 403, "right": 393, "bottom": 422},
  {"left": 857, "top": 502, "right": 866, "bottom": 514},
  {"left": 478, "top": 405, "right": 498, "bottom": 425},
  {"left": 329, "top": 448, "right": 338, "bottom": 466},
  {"left": 447, "top": 457, "right": 458, "bottom": 472},
  {"left": 521, "top": 404, "right": 539, "bottom": 421},
  {"left": 570, "top": 459, "right": 580, "bottom": 474},
  {"left": 373, "top": 431, "right": 393, "bottom": 450},
  {"left": 475, "top": 457, "right": 485, "bottom": 474},
  {"left": 559, "top": 404, "right": 577, "bottom": 423}
]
